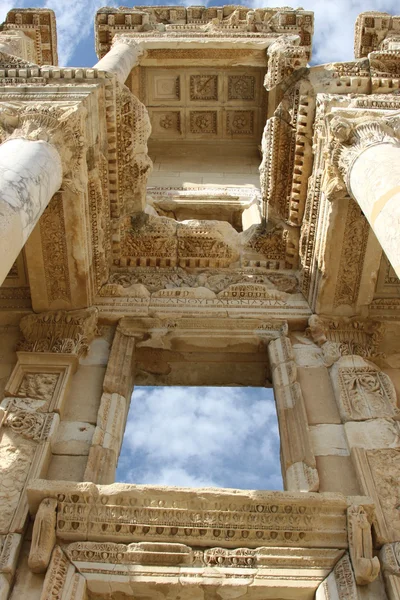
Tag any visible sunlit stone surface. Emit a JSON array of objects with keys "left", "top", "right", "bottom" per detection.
[{"left": 1, "top": 5, "right": 400, "bottom": 600}]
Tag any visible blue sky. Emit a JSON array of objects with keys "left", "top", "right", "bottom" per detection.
[
  {"left": 1, "top": 0, "right": 399, "bottom": 67},
  {"left": 116, "top": 386, "right": 282, "bottom": 489}
]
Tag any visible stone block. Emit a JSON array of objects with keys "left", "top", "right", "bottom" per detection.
[
  {"left": 52, "top": 422, "right": 94, "bottom": 455},
  {"left": 345, "top": 419, "right": 400, "bottom": 450},
  {"left": 316, "top": 456, "right": 361, "bottom": 495},
  {"left": 0, "top": 574, "right": 9, "bottom": 600},
  {"left": 46, "top": 455, "right": 88, "bottom": 482},
  {"left": 297, "top": 366, "right": 341, "bottom": 425},
  {"left": 79, "top": 336, "right": 111, "bottom": 367},
  {"left": 310, "top": 424, "right": 349, "bottom": 456},
  {"left": 84, "top": 445, "right": 117, "bottom": 484},
  {"left": 63, "top": 366, "right": 106, "bottom": 424}
]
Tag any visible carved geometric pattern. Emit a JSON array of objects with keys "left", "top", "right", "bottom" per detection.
[
  {"left": 153, "top": 75, "right": 180, "bottom": 101},
  {"left": 189, "top": 111, "right": 217, "bottom": 134},
  {"left": 228, "top": 76, "right": 255, "bottom": 100},
  {"left": 190, "top": 75, "right": 218, "bottom": 101},
  {"left": 226, "top": 110, "right": 254, "bottom": 135}
]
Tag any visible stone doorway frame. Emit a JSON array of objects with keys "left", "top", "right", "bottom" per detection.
[{"left": 83, "top": 316, "right": 319, "bottom": 493}]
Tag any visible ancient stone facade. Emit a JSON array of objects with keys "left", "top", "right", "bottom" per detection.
[{"left": 1, "top": 4, "right": 400, "bottom": 600}]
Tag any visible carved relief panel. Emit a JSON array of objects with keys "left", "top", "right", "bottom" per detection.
[
  {"left": 330, "top": 356, "right": 399, "bottom": 422},
  {"left": 143, "top": 67, "right": 264, "bottom": 142}
]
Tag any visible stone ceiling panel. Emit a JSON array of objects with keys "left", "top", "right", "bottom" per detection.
[{"left": 143, "top": 67, "right": 265, "bottom": 142}]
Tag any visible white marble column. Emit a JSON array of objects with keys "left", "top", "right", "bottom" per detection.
[
  {"left": 328, "top": 115, "right": 400, "bottom": 279},
  {"left": 0, "top": 137, "right": 62, "bottom": 286},
  {"left": 94, "top": 36, "right": 144, "bottom": 85},
  {"left": 349, "top": 141, "right": 400, "bottom": 277}
]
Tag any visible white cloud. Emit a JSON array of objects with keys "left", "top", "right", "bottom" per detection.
[
  {"left": 42, "top": 0, "right": 116, "bottom": 66},
  {"left": 0, "top": 0, "right": 24, "bottom": 24},
  {"left": 117, "top": 386, "right": 282, "bottom": 490}
]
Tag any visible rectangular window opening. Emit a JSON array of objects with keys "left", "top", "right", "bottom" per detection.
[{"left": 116, "top": 386, "right": 283, "bottom": 491}]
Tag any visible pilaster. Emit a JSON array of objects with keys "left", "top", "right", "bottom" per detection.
[{"left": 0, "top": 308, "right": 98, "bottom": 594}]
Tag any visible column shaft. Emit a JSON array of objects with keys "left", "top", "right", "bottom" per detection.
[
  {"left": 0, "top": 137, "right": 62, "bottom": 285},
  {"left": 94, "top": 41, "right": 142, "bottom": 85},
  {"left": 349, "top": 142, "right": 400, "bottom": 278}
]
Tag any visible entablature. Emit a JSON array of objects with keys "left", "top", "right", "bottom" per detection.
[{"left": 95, "top": 6, "right": 313, "bottom": 59}]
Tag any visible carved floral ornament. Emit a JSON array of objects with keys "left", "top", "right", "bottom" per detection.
[
  {"left": 0, "top": 101, "right": 87, "bottom": 191},
  {"left": 17, "top": 308, "right": 98, "bottom": 357},
  {"left": 307, "top": 315, "right": 385, "bottom": 364},
  {"left": 324, "top": 111, "right": 400, "bottom": 200}
]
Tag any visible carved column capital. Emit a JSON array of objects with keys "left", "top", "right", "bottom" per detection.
[
  {"left": 0, "top": 101, "right": 86, "bottom": 190},
  {"left": 111, "top": 34, "right": 144, "bottom": 53},
  {"left": 324, "top": 112, "right": 400, "bottom": 200},
  {"left": 18, "top": 308, "right": 98, "bottom": 358}
]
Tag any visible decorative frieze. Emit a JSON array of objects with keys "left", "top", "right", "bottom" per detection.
[{"left": 27, "top": 481, "right": 348, "bottom": 549}]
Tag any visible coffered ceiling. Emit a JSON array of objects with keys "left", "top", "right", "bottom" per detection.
[{"left": 140, "top": 67, "right": 266, "bottom": 143}]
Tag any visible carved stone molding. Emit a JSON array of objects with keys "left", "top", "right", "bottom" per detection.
[
  {"left": 264, "top": 35, "right": 308, "bottom": 91},
  {"left": 27, "top": 480, "right": 348, "bottom": 549},
  {"left": 316, "top": 553, "right": 359, "bottom": 600},
  {"left": 355, "top": 12, "right": 400, "bottom": 58},
  {"left": 28, "top": 497, "right": 57, "bottom": 573},
  {"left": 381, "top": 542, "right": 400, "bottom": 575},
  {"left": 0, "top": 101, "right": 86, "bottom": 190},
  {"left": 18, "top": 308, "right": 98, "bottom": 358},
  {"left": 116, "top": 85, "right": 152, "bottom": 215},
  {"left": 3, "top": 352, "right": 78, "bottom": 417},
  {"left": 36, "top": 540, "right": 343, "bottom": 599},
  {"left": 95, "top": 6, "right": 313, "bottom": 57},
  {"left": 347, "top": 504, "right": 380, "bottom": 585},
  {"left": 352, "top": 447, "right": 400, "bottom": 544},
  {"left": 269, "top": 336, "right": 319, "bottom": 492},
  {"left": 1, "top": 408, "right": 58, "bottom": 443},
  {"left": 40, "top": 545, "right": 85, "bottom": 600},
  {"left": 3, "top": 8, "right": 58, "bottom": 66},
  {"left": 308, "top": 316, "right": 385, "bottom": 361}
]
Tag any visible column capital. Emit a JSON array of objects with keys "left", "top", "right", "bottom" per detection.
[
  {"left": 0, "top": 101, "right": 86, "bottom": 190},
  {"left": 17, "top": 308, "right": 98, "bottom": 358},
  {"left": 111, "top": 34, "right": 144, "bottom": 52},
  {"left": 324, "top": 111, "right": 400, "bottom": 200}
]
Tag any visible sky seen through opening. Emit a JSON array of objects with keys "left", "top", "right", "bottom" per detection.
[{"left": 116, "top": 386, "right": 282, "bottom": 489}]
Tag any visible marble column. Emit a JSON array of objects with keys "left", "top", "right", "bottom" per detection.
[
  {"left": 94, "top": 36, "right": 144, "bottom": 85},
  {"left": 349, "top": 142, "right": 400, "bottom": 277},
  {"left": 328, "top": 115, "right": 400, "bottom": 279},
  {"left": 0, "top": 137, "right": 62, "bottom": 286}
]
